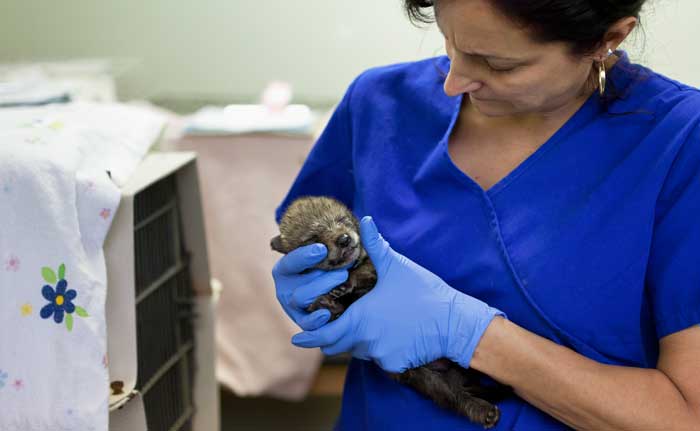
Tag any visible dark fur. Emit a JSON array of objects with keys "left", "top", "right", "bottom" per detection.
[{"left": 272, "top": 196, "right": 510, "bottom": 428}]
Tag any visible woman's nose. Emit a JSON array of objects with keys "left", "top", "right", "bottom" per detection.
[{"left": 443, "top": 69, "right": 483, "bottom": 97}]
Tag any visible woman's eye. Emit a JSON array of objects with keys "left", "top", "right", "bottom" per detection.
[
  {"left": 486, "top": 63, "right": 517, "bottom": 73},
  {"left": 486, "top": 62, "right": 518, "bottom": 73}
]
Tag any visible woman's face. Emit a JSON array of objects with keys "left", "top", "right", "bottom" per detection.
[{"left": 436, "top": 0, "right": 598, "bottom": 118}]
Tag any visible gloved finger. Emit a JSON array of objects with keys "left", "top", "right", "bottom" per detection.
[
  {"left": 320, "top": 335, "right": 354, "bottom": 356},
  {"left": 290, "top": 269, "right": 349, "bottom": 309},
  {"left": 375, "top": 358, "right": 407, "bottom": 374},
  {"left": 359, "top": 217, "right": 391, "bottom": 271},
  {"left": 274, "top": 244, "right": 327, "bottom": 276},
  {"left": 297, "top": 309, "right": 332, "bottom": 331},
  {"left": 291, "top": 313, "right": 351, "bottom": 348},
  {"left": 277, "top": 269, "right": 326, "bottom": 288}
]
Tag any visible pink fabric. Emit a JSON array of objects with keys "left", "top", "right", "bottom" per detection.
[{"left": 167, "top": 133, "right": 323, "bottom": 400}]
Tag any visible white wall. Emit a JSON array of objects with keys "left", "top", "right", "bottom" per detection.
[
  {"left": 628, "top": 0, "right": 700, "bottom": 87},
  {"left": 0, "top": 0, "right": 697, "bottom": 105}
]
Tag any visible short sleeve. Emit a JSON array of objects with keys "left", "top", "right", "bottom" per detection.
[
  {"left": 647, "top": 122, "right": 700, "bottom": 339},
  {"left": 274, "top": 76, "right": 361, "bottom": 223}
]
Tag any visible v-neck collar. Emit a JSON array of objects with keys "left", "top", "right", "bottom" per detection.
[{"left": 436, "top": 51, "right": 632, "bottom": 198}]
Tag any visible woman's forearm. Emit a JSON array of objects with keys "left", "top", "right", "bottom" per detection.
[{"left": 470, "top": 317, "right": 699, "bottom": 430}]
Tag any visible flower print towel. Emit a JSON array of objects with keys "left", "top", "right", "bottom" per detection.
[{"left": 0, "top": 102, "right": 166, "bottom": 431}]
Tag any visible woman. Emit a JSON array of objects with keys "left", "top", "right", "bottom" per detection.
[{"left": 272, "top": 0, "right": 700, "bottom": 429}]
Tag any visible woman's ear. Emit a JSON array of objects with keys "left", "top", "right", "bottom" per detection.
[
  {"left": 270, "top": 235, "right": 287, "bottom": 253},
  {"left": 601, "top": 16, "right": 638, "bottom": 55}
]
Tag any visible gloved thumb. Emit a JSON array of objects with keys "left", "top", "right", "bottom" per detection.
[{"left": 360, "top": 216, "right": 391, "bottom": 270}]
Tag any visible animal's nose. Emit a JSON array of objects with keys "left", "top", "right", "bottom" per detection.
[{"left": 336, "top": 234, "right": 351, "bottom": 248}]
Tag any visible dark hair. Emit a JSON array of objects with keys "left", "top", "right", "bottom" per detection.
[
  {"left": 405, "top": 0, "right": 649, "bottom": 111},
  {"left": 403, "top": 0, "right": 646, "bottom": 56}
]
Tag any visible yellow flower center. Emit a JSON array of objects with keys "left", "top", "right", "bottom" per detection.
[
  {"left": 20, "top": 303, "right": 32, "bottom": 316},
  {"left": 55, "top": 295, "right": 64, "bottom": 306}
]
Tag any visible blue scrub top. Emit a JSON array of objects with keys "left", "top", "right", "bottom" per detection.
[{"left": 275, "top": 53, "right": 700, "bottom": 430}]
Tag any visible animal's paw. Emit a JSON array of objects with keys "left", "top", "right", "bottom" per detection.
[
  {"left": 306, "top": 294, "right": 346, "bottom": 321},
  {"left": 329, "top": 283, "right": 353, "bottom": 299},
  {"left": 483, "top": 405, "right": 500, "bottom": 429}
]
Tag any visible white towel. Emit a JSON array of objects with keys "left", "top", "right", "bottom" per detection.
[{"left": 0, "top": 102, "right": 165, "bottom": 431}]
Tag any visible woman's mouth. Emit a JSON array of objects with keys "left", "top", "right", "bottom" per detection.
[{"left": 470, "top": 94, "right": 495, "bottom": 102}]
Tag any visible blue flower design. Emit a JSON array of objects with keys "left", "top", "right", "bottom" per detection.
[
  {"left": 40, "top": 279, "right": 77, "bottom": 324},
  {"left": 0, "top": 370, "right": 7, "bottom": 389}
]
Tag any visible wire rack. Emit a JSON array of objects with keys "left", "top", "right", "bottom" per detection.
[{"left": 133, "top": 174, "right": 196, "bottom": 431}]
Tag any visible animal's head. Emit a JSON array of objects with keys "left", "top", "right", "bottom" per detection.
[{"left": 271, "top": 196, "right": 364, "bottom": 270}]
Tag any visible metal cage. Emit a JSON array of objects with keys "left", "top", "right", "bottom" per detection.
[{"left": 133, "top": 173, "right": 196, "bottom": 431}]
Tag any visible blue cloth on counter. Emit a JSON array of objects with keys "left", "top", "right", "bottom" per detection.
[
  {"left": 275, "top": 52, "right": 700, "bottom": 430},
  {"left": 0, "top": 94, "right": 70, "bottom": 108}
]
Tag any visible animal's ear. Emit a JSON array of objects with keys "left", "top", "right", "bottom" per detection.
[{"left": 270, "top": 235, "right": 287, "bottom": 253}]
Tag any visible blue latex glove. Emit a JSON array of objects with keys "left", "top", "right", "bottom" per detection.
[
  {"left": 271, "top": 243, "right": 349, "bottom": 331},
  {"left": 291, "top": 216, "right": 506, "bottom": 373}
]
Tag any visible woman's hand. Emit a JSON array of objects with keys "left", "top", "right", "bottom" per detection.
[
  {"left": 271, "top": 243, "right": 349, "bottom": 331},
  {"left": 291, "top": 216, "right": 506, "bottom": 373}
]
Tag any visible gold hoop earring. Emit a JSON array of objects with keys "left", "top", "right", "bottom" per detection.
[
  {"left": 598, "top": 61, "right": 606, "bottom": 96},
  {"left": 598, "top": 48, "right": 613, "bottom": 97}
]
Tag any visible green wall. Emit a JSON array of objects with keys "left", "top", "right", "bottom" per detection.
[{"left": 1, "top": 0, "right": 697, "bottom": 106}]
